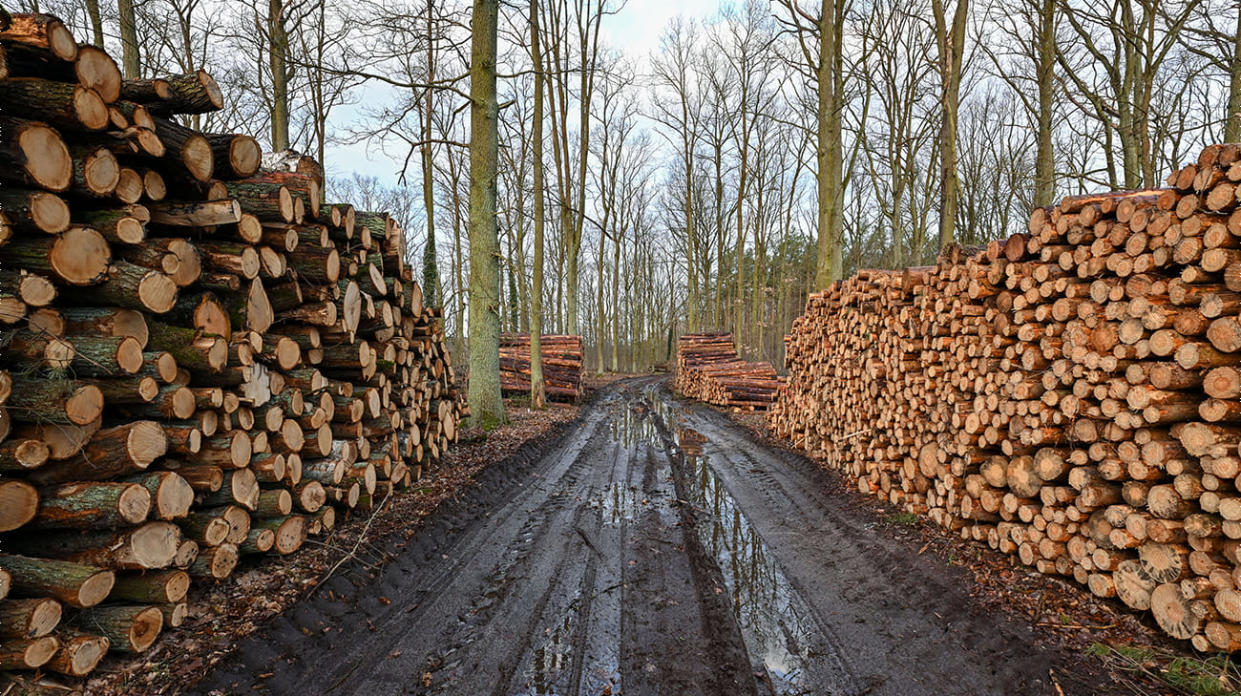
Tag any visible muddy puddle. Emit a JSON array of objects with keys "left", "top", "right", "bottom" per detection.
[
  {"left": 513, "top": 388, "right": 831, "bottom": 696},
  {"left": 663, "top": 400, "right": 830, "bottom": 695}
]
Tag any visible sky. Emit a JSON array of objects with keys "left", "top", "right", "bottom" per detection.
[{"left": 323, "top": 0, "right": 723, "bottom": 187}]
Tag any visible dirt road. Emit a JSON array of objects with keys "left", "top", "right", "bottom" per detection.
[{"left": 196, "top": 377, "right": 1111, "bottom": 696}]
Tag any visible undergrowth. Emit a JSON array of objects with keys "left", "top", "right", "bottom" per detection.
[{"left": 1086, "top": 642, "right": 1241, "bottom": 696}]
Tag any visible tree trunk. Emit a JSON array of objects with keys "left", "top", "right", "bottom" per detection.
[
  {"left": 933, "top": 0, "right": 968, "bottom": 250},
  {"left": 84, "top": 0, "right": 104, "bottom": 47},
  {"left": 814, "top": 0, "right": 843, "bottom": 289},
  {"left": 118, "top": 0, "right": 140, "bottom": 79},
  {"left": 268, "top": 0, "right": 291, "bottom": 151},
  {"left": 1033, "top": 0, "right": 1056, "bottom": 207},
  {"left": 530, "top": 0, "right": 547, "bottom": 409},
  {"left": 1228, "top": 6, "right": 1241, "bottom": 142},
  {"left": 595, "top": 234, "right": 606, "bottom": 375},
  {"left": 422, "top": 1, "right": 440, "bottom": 309},
  {"left": 610, "top": 222, "right": 621, "bottom": 373},
  {"left": 466, "top": 0, "right": 504, "bottom": 427}
]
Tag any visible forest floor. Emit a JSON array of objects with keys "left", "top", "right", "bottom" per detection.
[
  {"left": 79, "top": 396, "right": 583, "bottom": 696},
  {"left": 182, "top": 376, "right": 1216, "bottom": 696}
]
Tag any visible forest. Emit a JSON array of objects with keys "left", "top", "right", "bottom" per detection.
[
  {"left": 11, "top": 0, "right": 1241, "bottom": 419},
  {"left": 8, "top": 0, "right": 1241, "bottom": 688}
]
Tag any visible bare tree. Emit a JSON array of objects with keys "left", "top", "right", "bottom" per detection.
[
  {"left": 84, "top": 0, "right": 103, "bottom": 46},
  {"left": 651, "top": 18, "right": 707, "bottom": 329},
  {"left": 931, "top": 0, "right": 969, "bottom": 248},
  {"left": 467, "top": 0, "right": 504, "bottom": 425},
  {"left": 119, "top": 0, "right": 140, "bottom": 77},
  {"left": 775, "top": 0, "right": 847, "bottom": 289},
  {"left": 529, "top": 0, "right": 547, "bottom": 408}
]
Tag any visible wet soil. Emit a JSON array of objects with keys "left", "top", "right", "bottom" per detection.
[{"left": 196, "top": 377, "right": 1117, "bottom": 696}]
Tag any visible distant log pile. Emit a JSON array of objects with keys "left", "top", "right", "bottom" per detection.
[
  {"left": 674, "top": 333, "right": 780, "bottom": 410},
  {"left": 0, "top": 13, "right": 463, "bottom": 685},
  {"left": 769, "top": 143, "right": 1241, "bottom": 651},
  {"left": 498, "top": 333, "right": 583, "bottom": 401}
]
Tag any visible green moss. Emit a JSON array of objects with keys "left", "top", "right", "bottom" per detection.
[
  {"left": 883, "top": 511, "right": 919, "bottom": 526},
  {"left": 470, "top": 412, "right": 508, "bottom": 432}
]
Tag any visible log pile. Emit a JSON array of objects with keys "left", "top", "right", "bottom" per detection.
[
  {"left": 498, "top": 333, "right": 583, "bottom": 401},
  {"left": 674, "top": 332, "right": 780, "bottom": 410},
  {"left": 0, "top": 12, "right": 463, "bottom": 684},
  {"left": 769, "top": 143, "right": 1241, "bottom": 651}
]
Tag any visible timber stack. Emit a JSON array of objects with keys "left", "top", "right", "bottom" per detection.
[
  {"left": 498, "top": 333, "right": 583, "bottom": 401},
  {"left": 674, "top": 332, "right": 780, "bottom": 410},
  {"left": 0, "top": 12, "right": 463, "bottom": 686},
  {"left": 769, "top": 142, "right": 1241, "bottom": 652}
]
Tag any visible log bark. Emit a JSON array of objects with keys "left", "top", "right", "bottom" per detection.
[
  {"left": 77, "top": 604, "right": 161, "bottom": 653},
  {"left": 0, "top": 555, "right": 113, "bottom": 608}
]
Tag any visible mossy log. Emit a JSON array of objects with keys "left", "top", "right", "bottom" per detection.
[
  {"left": 109, "top": 570, "right": 188, "bottom": 604},
  {"left": 0, "top": 188, "right": 69, "bottom": 234},
  {"left": 222, "top": 181, "right": 293, "bottom": 222},
  {"left": 187, "top": 543, "right": 237, "bottom": 580},
  {"left": 147, "top": 199, "right": 240, "bottom": 227},
  {"left": 28, "top": 421, "right": 167, "bottom": 485},
  {"left": 0, "top": 116, "right": 71, "bottom": 192},
  {"left": 0, "top": 270, "right": 55, "bottom": 308},
  {"left": 199, "top": 468, "right": 259, "bottom": 510},
  {"left": 145, "top": 320, "right": 226, "bottom": 373},
  {"left": 179, "top": 507, "right": 231, "bottom": 546},
  {"left": 58, "top": 260, "right": 177, "bottom": 314},
  {"left": 0, "top": 598, "right": 61, "bottom": 639},
  {"left": 6, "top": 375, "right": 103, "bottom": 426},
  {"left": 43, "top": 630, "right": 108, "bottom": 677},
  {"left": 147, "top": 70, "right": 223, "bottom": 115},
  {"left": 60, "top": 307, "right": 147, "bottom": 348},
  {"left": 123, "top": 471, "right": 193, "bottom": 521},
  {"left": 0, "top": 555, "right": 113, "bottom": 608},
  {"left": 0, "top": 636, "right": 58, "bottom": 669},
  {"left": 252, "top": 488, "right": 291, "bottom": 518},
  {"left": 7, "top": 522, "right": 179, "bottom": 571},
  {"left": 251, "top": 515, "right": 307, "bottom": 555},
  {"left": 239, "top": 527, "right": 275, "bottom": 554},
  {"left": 77, "top": 604, "right": 161, "bottom": 654},
  {"left": 71, "top": 206, "right": 145, "bottom": 245},
  {"left": 67, "top": 334, "right": 145, "bottom": 376},
  {"left": 151, "top": 116, "right": 212, "bottom": 182},
  {"left": 67, "top": 144, "right": 119, "bottom": 197},
  {"left": 205, "top": 133, "right": 260, "bottom": 178},
  {"left": 287, "top": 244, "right": 340, "bottom": 284},
  {"left": 29, "top": 481, "right": 150, "bottom": 530},
  {"left": 0, "top": 227, "right": 110, "bottom": 286},
  {"left": 0, "top": 439, "right": 49, "bottom": 473}
]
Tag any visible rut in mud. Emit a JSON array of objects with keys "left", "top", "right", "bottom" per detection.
[{"left": 197, "top": 377, "right": 1110, "bottom": 696}]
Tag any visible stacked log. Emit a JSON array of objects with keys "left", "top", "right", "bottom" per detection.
[
  {"left": 0, "top": 12, "right": 463, "bottom": 684},
  {"left": 498, "top": 333, "right": 583, "bottom": 401},
  {"left": 674, "top": 332, "right": 780, "bottom": 410},
  {"left": 768, "top": 143, "right": 1241, "bottom": 651}
]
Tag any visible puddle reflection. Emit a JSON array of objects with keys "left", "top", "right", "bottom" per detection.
[
  {"left": 609, "top": 402, "right": 660, "bottom": 447},
  {"left": 680, "top": 424, "right": 820, "bottom": 696}
]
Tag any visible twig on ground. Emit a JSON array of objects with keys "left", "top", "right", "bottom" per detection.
[{"left": 313, "top": 489, "right": 394, "bottom": 592}]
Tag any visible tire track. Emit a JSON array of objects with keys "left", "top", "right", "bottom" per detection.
[{"left": 196, "top": 377, "right": 1114, "bottom": 696}]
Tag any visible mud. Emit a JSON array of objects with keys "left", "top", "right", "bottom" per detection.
[{"left": 196, "top": 377, "right": 1114, "bottom": 696}]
